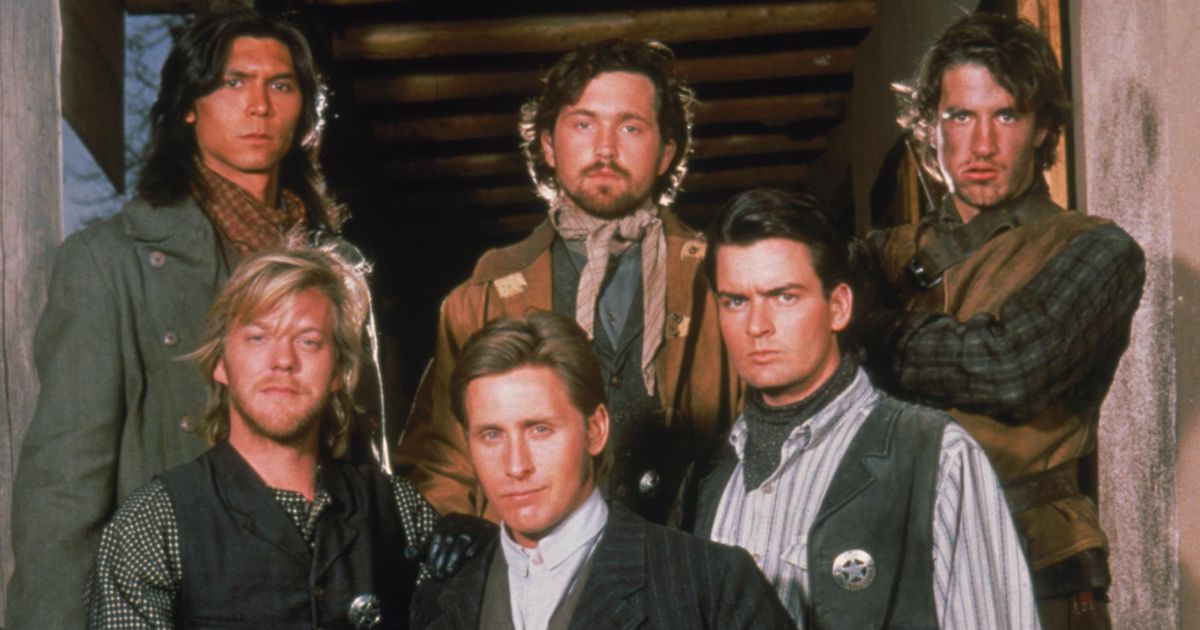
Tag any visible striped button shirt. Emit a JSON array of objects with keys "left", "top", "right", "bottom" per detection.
[{"left": 711, "top": 369, "right": 1040, "bottom": 629}]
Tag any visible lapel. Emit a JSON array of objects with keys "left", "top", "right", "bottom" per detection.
[
  {"left": 467, "top": 220, "right": 556, "bottom": 319},
  {"left": 469, "top": 212, "right": 707, "bottom": 412},
  {"left": 427, "top": 537, "right": 496, "bottom": 629},
  {"left": 569, "top": 507, "right": 647, "bottom": 630},
  {"left": 121, "top": 196, "right": 228, "bottom": 354},
  {"left": 693, "top": 440, "right": 740, "bottom": 538},
  {"left": 811, "top": 402, "right": 898, "bottom": 528},
  {"left": 656, "top": 210, "right": 708, "bottom": 413},
  {"left": 209, "top": 442, "right": 311, "bottom": 563},
  {"left": 310, "top": 462, "right": 360, "bottom": 581}
]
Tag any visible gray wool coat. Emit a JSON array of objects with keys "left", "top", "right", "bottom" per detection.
[
  {"left": 7, "top": 194, "right": 387, "bottom": 630},
  {"left": 7, "top": 195, "right": 225, "bottom": 630}
]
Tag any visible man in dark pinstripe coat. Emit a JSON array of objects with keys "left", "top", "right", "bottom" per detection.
[{"left": 410, "top": 311, "right": 792, "bottom": 630}]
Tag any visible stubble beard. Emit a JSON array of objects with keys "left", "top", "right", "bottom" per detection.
[{"left": 229, "top": 388, "right": 328, "bottom": 449}]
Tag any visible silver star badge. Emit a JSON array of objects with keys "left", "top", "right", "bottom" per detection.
[{"left": 831, "top": 549, "right": 876, "bottom": 591}]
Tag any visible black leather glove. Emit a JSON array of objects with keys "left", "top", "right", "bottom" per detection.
[{"left": 423, "top": 513, "right": 498, "bottom": 580}]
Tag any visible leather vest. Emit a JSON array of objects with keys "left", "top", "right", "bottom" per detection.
[
  {"left": 879, "top": 203, "right": 1111, "bottom": 572},
  {"left": 161, "top": 443, "right": 419, "bottom": 629}
]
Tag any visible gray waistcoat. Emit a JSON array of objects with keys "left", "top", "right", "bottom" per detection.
[{"left": 478, "top": 545, "right": 595, "bottom": 630}]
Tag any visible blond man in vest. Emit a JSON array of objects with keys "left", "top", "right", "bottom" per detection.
[{"left": 856, "top": 13, "right": 1145, "bottom": 629}]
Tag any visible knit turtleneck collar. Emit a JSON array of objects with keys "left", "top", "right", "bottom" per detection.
[{"left": 741, "top": 355, "right": 857, "bottom": 491}]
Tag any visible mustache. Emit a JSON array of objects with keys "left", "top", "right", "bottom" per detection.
[{"left": 581, "top": 161, "right": 630, "bottom": 177}]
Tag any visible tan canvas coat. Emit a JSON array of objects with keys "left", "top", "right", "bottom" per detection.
[{"left": 396, "top": 209, "right": 738, "bottom": 519}]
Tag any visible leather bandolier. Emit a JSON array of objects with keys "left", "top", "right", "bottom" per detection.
[{"left": 879, "top": 193, "right": 1112, "bottom": 596}]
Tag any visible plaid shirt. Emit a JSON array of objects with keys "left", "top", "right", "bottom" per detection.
[
  {"left": 861, "top": 197, "right": 1145, "bottom": 423},
  {"left": 85, "top": 470, "right": 438, "bottom": 629}
]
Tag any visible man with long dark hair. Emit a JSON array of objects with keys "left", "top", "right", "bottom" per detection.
[
  {"left": 7, "top": 11, "right": 358, "bottom": 629},
  {"left": 857, "top": 13, "right": 1145, "bottom": 629},
  {"left": 395, "top": 39, "right": 737, "bottom": 525}
]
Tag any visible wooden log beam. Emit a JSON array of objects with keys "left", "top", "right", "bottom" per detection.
[
  {"left": 333, "top": 2, "right": 877, "bottom": 60},
  {"left": 125, "top": 0, "right": 250, "bottom": 13},
  {"left": 354, "top": 48, "right": 855, "bottom": 105},
  {"left": 63, "top": 0, "right": 124, "bottom": 190},
  {"left": 302, "top": 0, "right": 386, "bottom": 5},
  {"left": 693, "top": 133, "right": 826, "bottom": 159},
  {"left": 382, "top": 133, "right": 825, "bottom": 180},
  {"left": 371, "top": 92, "right": 847, "bottom": 143},
  {"left": 391, "top": 162, "right": 810, "bottom": 210}
]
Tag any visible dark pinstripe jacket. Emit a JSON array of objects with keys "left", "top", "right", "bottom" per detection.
[{"left": 410, "top": 504, "right": 795, "bottom": 629}]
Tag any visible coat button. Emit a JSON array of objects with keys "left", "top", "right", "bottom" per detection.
[
  {"left": 148, "top": 250, "right": 166, "bottom": 268},
  {"left": 638, "top": 470, "right": 661, "bottom": 496},
  {"left": 348, "top": 593, "right": 382, "bottom": 629},
  {"left": 162, "top": 330, "right": 179, "bottom": 346},
  {"left": 313, "top": 585, "right": 325, "bottom": 598},
  {"left": 609, "top": 374, "right": 622, "bottom": 388},
  {"left": 178, "top": 416, "right": 194, "bottom": 433}
]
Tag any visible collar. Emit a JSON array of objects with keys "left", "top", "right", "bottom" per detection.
[
  {"left": 466, "top": 205, "right": 703, "bottom": 285},
  {"left": 549, "top": 196, "right": 660, "bottom": 237},
  {"left": 931, "top": 173, "right": 1052, "bottom": 230},
  {"left": 499, "top": 487, "right": 608, "bottom": 578},
  {"left": 728, "top": 367, "right": 877, "bottom": 460}
]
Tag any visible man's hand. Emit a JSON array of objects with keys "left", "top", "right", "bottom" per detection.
[{"left": 424, "top": 513, "right": 498, "bottom": 580}]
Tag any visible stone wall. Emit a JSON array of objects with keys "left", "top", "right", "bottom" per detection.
[{"left": 1073, "top": 2, "right": 1198, "bottom": 627}]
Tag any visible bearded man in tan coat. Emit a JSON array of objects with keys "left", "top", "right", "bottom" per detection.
[{"left": 395, "top": 39, "right": 737, "bottom": 525}]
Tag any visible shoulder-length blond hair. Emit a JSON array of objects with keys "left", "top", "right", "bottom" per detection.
[{"left": 187, "top": 243, "right": 371, "bottom": 459}]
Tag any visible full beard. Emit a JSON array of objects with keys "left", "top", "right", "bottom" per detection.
[{"left": 563, "top": 162, "right": 655, "bottom": 218}]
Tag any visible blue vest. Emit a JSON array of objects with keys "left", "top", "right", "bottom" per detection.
[{"left": 551, "top": 239, "right": 701, "bottom": 524}]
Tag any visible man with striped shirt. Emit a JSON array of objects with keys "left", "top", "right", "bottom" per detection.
[{"left": 673, "top": 188, "right": 1039, "bottom": 628}]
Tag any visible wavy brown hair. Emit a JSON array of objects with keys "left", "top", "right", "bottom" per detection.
[
  {"left": 896, "top": 12, "right": 1071, "bottom": 181},
  {"left": 520, "top": 39, "right": 695, "bottom": 206},
  {"left": 187, "top": 242, "right": 371, "bottom": 459}
]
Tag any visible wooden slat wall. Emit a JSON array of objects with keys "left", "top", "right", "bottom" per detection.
[
  {"left": 332, "top": 2, "right": 876, "bottom": 59},
  {"left": 0, "top": 2, "right": 65, "bottom": 624},
  {"left": 61, "top": 0, "right": 124, "bottom": 191},
  {"left": 316, "top": 1, "right": 874, "bottom": 236}
]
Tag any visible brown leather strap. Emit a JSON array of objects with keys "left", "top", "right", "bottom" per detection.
[
  {"left": 1033, "top": 548, "right": 1111, "bottom": 598},
  {"left": 907, "top": 194, "right": 1062, "bottom": 290},
  {"left": 1004, "top": 461, "right": 1082, "bottom": 514}
]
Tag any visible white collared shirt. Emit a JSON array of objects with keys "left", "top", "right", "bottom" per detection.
[
  {"left": 711, "top": 368, "right": 1040, "bottom": 629},
  {"left": 500, "top": 488, "right": 607, "bottom": 630}
]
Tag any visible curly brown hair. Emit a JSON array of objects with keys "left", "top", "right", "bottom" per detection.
[
  {"left": 520, "top": 39, "right": 695, "bottom": 206},
  {"left": 895, "top": 12, "right": 1071, "bottom": 181}
]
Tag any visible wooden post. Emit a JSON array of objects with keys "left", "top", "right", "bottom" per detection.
[
  {"left": 0, "top": 0, "right": 64, "bottom": 624},
  {"left": 1018, "top": 0, "right": 1069, "bottom": 209}
]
